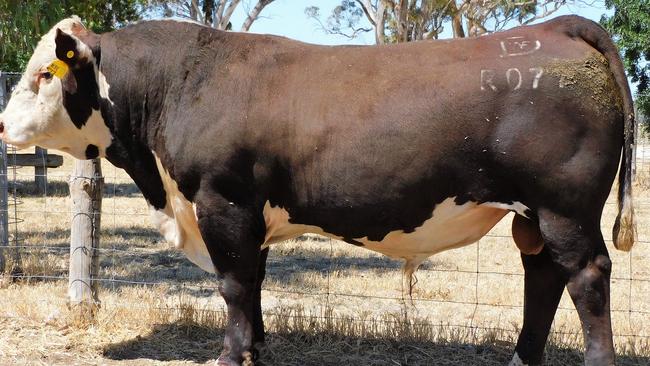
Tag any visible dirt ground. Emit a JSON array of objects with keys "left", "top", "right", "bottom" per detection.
[{"left": 0, "top": 148, "right": 649, "bottom": 365}]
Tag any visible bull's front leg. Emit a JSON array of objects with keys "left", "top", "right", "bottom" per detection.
[
  {"left": 195, "top": 190, "right": 266, "bottom": 366},
  {"left": 252, "top": 248, "right": 270, "bottom": 349}
]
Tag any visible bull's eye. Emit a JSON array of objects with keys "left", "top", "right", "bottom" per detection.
[{"left": 42, "top": 71, "right": 53, "bottom": 80}]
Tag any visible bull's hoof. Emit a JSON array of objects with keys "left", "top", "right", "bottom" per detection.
[
  {"left": 215, "top": 351, "right": 256, "bottom": 366},
  {"left": 252, "top": 342, "right": 265, "bottom": 359},
  {"left": 242, "top": 351, "right": 255, "bottom": 366},
  {"left": 508, "top": 352, "right": 528, "bottom": 366},
  {"left": 215, "top": 356, "right": 241, "bottom": 366}
]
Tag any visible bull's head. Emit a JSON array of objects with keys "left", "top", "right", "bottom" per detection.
[{"left": 0, "top": 16, "right": 112, "bottom": 159}]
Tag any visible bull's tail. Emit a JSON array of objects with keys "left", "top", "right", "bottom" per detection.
[{"left": 552, "top": 15, "right": 637, "bottom": 251}]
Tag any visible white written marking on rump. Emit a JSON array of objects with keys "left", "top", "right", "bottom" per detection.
[
  {"left": 480, "top": 67, "right": 544, "bottom": 91},
  {"left": 500, "top": 36, "right": 541, "bottom": 58}
]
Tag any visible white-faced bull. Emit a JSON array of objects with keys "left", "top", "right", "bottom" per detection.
[{"left": 0, "top": 15, "right": 637, "bottom": 366}]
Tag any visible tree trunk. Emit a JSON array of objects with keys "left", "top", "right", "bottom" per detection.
[
  {"left": 376, "top": 0, "right": 387, "bottom": 44},
  {"left": 215, "top": 0, "right": 227, "bottom": 25},
  {"left": 357, "top": 0, "right": 385, "bottom": 44},
  {"left": 68, "top": 158, "right": 103, "bottom": 318},
  {"left": 203, "top": 0, "right": 215, "bottom": 26},
  {"left": 241, "top": 0, "right": 273, "bottom": 32},
  {"left": 394, "top": 0, "right": 409, "bottom": 42},
  {"left": 452, "top": 16, "right": 465, "bottom": 38},
  {"left": 450, "top": 1, "right": 465, "bottom": 38},
  {"left": 219, "top": 0, "right": 242, "bottom": 30},
  {"left": 189, "top": 0, "right": 199, "bottom": 21}
]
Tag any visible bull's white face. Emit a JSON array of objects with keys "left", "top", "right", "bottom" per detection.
[{"left": 0, "top": 16, "right": 112, "bottom": 159}]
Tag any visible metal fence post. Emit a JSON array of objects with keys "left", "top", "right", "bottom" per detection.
[
  {"left": 0, "top": 72, "right": 9, "bottom": 272},
  {"left": 0, "top": 141, "right": 7, "bottom": 273},
  {"left": 632, "top": 108, "right": 639, "bottom": 180},
  {"left": 68, "top": 158, "right": 103, "bottom": 315}
]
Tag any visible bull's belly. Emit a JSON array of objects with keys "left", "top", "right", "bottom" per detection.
[
  {"left": 264, "top": 198, "right": 511, "bottom": 263},
  {"left": 151, "top": 152, "right": 516, "bottom": 273}
]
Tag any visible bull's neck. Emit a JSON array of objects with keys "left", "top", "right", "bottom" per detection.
[
  {"left": 98, "top": 37, "right": 171, "bottom": 153},
  {"left": 97, "top": 22, "right": 230, "bottom": 209},
  {"left": 97, "top": 32, "right": 178, "bottom": 210}
]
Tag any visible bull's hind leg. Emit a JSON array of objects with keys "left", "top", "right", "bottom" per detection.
[
  {"left": 535, "top": 209, "right": 615, "bottom": 366},
  {"left": 511, "top": 247, "right": 567, "bottom": 365}
]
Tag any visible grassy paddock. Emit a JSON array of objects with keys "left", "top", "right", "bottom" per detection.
[{"left": 0, "top": 150, "right": 649, "bottom": 365}]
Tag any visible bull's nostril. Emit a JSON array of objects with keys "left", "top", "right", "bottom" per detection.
[{"left": 0, "top": 121, "right": 4, "bottom": 134}]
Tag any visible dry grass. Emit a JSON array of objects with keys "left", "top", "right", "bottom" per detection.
[
  {"left": 637, "top": 168, "right": 650, "bottom": 191},
  {"left": 0, "top": 149, "right": 649, "bottom": 365}
]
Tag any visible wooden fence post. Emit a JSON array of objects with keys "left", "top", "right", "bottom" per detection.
[
  {"left": 35, "top": 147, "right": 47, "bottom": 194},
  {"left": 68, "top": 158, "right": 103, "bottom": 314}
]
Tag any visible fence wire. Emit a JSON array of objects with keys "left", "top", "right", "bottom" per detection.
[{"left": 1, "top": 71, "right": 650, "bottom": 363}]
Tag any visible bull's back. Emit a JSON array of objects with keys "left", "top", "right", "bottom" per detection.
[{"left": 250, "top": 22, "right": 620, "bottom": 195}]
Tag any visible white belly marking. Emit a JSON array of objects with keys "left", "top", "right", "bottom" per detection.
[
  {"left": 262, "top": 197, "right": 510, "bottom": 266},
  {"left": 481, "top": 201, "right": 530, "bottom": 217},
  {"left": 262, "top": 201, "right": 341, "bottom": 248},
  {"left": 356, "top": 198, "right": 508, "bottom": 262}
]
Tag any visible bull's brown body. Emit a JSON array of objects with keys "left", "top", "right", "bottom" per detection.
[{"left": 0, "top": 15, "right": 636, "bottom": 366}]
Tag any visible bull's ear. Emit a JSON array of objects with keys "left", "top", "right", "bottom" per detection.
[
  {"left": 54, "top": 29, "right": 80, "bottom": 66},
  {"left": 55, "top": 27, "right": 101, "bottom": 66},
  {"left": 52, "top": 30, "right": 79, "bottom": 93}
]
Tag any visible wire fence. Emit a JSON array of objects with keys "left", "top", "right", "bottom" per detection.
[{"left": 1, "top": 71, "right": 650, "bottom": 360}]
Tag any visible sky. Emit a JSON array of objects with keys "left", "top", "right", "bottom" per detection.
[{"left": 224, "top": 0, "right": 614, "bottom": 45}]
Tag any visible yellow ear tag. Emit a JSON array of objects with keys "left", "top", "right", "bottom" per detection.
[
  {"left": 47, "top": 59, "right": 69, "bottom": 79},
  {"left": 66, "top": 50, "right": 74, "bottom": 59}
]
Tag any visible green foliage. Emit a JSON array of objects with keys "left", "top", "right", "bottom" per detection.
[
  {"left": 601, "top": 0, "right": 650, "bottom": 128},
  {"left": 307, "top": 0, "right": 571, "bottom": 44},
  {"left": 0, "top": 0, "right": 144, "bottom": 72},
  {"left": 305, "top": 1, "right": 371, "bottom": 40}
]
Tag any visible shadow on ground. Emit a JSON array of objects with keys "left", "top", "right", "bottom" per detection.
[{"left": 100, "top": 322, "right": 650, "bottom": 366}]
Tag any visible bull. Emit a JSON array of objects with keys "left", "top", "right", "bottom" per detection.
[{"left": 0, "top": 15, "right": 636, "bottom": 366}]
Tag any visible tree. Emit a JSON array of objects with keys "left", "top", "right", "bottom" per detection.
[
  {"left": 147, "top": 0, "right": 275, "bottom": 31},
  {"left": 306, "top": 0, "right": 576, "bottom": 44},
  {"left": 0, "top": 0, "right": 275, "bottom": 72},
  {"left": 0, "top": 0, "right": 144, "bottom": 71},
  {"left": 601, "top": 0, "right": 650, "bottom": 128}
]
